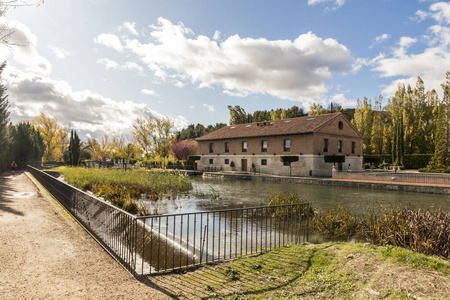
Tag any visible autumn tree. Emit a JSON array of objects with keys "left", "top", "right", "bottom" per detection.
[
  {"left": 308, "top": 103, "right": 326, "bottom": 116},
  {"left": 87, "top": 133, "right": 111, "bottom": 161},
  {"left": 352, "top": 97, "right": 373, "bottom": 154},
  {"left": 31, "top": 113, "right": 68, "bottom": 162},
  {"left": 132, "top": 116, "right": 175, "bottom": 160},
  {"left": 169, "top": 139, "right": 198, "bottom": 160}
]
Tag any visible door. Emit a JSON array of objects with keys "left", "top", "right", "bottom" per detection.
[
  {"left": 241, "top": 159, "right": 247, "bottom": 171},
  {"left": 337, "top": 162, "right": 342, "bottom": 171}
]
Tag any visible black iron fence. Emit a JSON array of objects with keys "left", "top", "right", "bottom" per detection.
[{"left": 28, "top": 165, "right": 309, "bottom": 276}]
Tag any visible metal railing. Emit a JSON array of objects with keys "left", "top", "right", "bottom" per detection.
[{"left": 28, "top": 165, "right": 309, "bottom": 276}]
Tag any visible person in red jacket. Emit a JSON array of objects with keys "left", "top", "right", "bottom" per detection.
[{"left": 11, "top": 161, "right": 17, "bottom": 175}]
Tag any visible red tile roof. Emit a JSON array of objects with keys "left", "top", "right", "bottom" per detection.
[{"left": 196, "top": 113, "right": 343, "bottom": 141}]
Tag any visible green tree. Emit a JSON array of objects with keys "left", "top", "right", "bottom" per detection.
[
  {"left": 0, "top": 61, "right": 10, "bottom": 172},
  {"left": 68, "top": 130, "right": 81, "bottom": 166},
  {"left": 228, "top": 105, "right": 252, "bottom": 125},
  {"left": 426, "top": 72, "right": 450, "bottom": 172},
  {"left": 10, "top": 122, "right": 44, "bottom": 169}
]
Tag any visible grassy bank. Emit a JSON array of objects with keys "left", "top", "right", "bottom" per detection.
[
  {"left": 155, "top": 242, "right": 450, "bottom": 299},
  {"left": 53, "top": 167, "right": 192, "bottom": 214}
]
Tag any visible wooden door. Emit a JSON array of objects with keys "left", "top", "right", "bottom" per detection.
[{"left": 241, "top": 159, "right": 247, "bottom": 171}]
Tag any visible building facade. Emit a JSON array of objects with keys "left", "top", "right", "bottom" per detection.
[{"left": 196, "top": 113, "right": 363, "bottom": 177}]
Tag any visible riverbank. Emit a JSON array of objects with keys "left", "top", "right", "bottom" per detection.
[
  {"left": 203, "top": 171, "right": 450, "bottom": 195},
  {"left": 153, "top": 242, "right": 450, "bottom": 299}
]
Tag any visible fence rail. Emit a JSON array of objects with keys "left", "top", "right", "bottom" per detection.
[
  {"left": 27, "top": 165, "right": 309, "bottom": 276},
  {"left": 333, "top": 171, "right": 450, "bottom": 186}
]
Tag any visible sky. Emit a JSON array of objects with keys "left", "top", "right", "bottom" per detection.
[{"left": 1, "top": 0, "right": 450, "bottom": 140}]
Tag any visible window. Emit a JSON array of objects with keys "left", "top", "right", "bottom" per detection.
[
  {"left": 261, "top": 159, "right": 267, "bottom": 166},
  {"left": 225, "top": 142, "right": 230, "bottom": 153},
  {"left": 225, "top": 159, "right": 230, "bottom": 164},
  {"left": 324, "top": 139, "right": 328, "bottom": 152},
  {"left": 242, "top": 141, "right": 248, "bottom": 152},
  {"left": 209, "top": 143, "right": 213, "bottom": 153},
  {"left": 338, "top": 121, "right": 343, "bottom": 130},
  {"left": 338, "top": 140, "right": 343, "bottom": 153},
  {"left": 284, "top": 139, "right": 291, "bottom": 152},
  {"left": 261, "top": 140, "right": 267, "bottom": 152},
  {"left": 209, "top": 159, "right": 213, "bottom": 164},
  {"left": 352, "top": 142, "right": 355, "bottom": 154}
]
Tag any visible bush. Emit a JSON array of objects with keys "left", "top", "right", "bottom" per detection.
[{"left": 403, "top": 154, "right": 433, "bottom": 169}]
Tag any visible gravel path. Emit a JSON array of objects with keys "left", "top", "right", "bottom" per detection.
[{"left": 0, "top": 171, "right": 172, "bottom": 299}]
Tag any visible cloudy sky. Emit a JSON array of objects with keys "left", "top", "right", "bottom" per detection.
[{"left": 1, "top": 0, "right": 450, "bottom": 140}]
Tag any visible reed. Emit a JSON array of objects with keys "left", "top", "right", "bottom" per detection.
[
  {"left": 54, "top": 166, "right": 192, "bottom": 214},
  {"left": 266, "top": 191, "right": 450, "bottom": 259}
]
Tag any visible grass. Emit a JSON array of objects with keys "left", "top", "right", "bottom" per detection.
[
  {"left": 154, "top": 242, "right": 450, "bottom": 299},
  {"left": 52, "top": 166, "right": 192, "bottom": 214}
]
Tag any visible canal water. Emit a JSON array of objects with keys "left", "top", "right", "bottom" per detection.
[{"left": 146, "top": 177, "right": 450, "bottom": 215}]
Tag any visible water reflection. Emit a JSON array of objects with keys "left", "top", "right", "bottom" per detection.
[{"left": 144, "top": 177, "right": 450, "bottom": 215}]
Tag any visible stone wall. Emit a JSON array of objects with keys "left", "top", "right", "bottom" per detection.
[{"left": 332, "top": 171, "right": 450, "bottom": 186}]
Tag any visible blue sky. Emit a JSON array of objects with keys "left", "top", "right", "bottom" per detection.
[{"left": 1, "top": 0, "right": 450, "bottom": 140}]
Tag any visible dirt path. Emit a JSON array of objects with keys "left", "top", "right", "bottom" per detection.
[{"left": 0, "top": 171, "right": 173, "bottom": 299}]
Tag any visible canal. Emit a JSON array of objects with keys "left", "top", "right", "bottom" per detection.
[{"left": 146, "top": 177, "right": 450, "bottom": 215}]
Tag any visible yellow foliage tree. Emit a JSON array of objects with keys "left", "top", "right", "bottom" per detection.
[{"left": 31, "top": 113, "right": 68, "bottom": 162}]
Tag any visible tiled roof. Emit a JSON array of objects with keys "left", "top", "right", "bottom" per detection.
[{"left": 196, "top": 113, "right": 342, "bottom": 141}]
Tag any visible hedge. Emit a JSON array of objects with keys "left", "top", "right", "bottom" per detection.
[{"left": 363, "top": 154, "right": 432, "bottom": 169}]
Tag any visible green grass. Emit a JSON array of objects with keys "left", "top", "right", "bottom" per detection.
[{"left": 158, "top": 242, "right": 450, "bottom": 299}]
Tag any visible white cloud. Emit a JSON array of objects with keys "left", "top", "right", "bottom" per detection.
[
  {"left": 94, "top": 33, "right": 123, "bottom": 52},
  {"left": 118, "top": 17, "right": 353, "bottom": 103},
  {"left": 189, "top": 105, "right": 195, "bottom": 109},
  {"left": 97, "top": 57, "right": 144, "bottom": 74},
  {"left": 328, "top": 93, "right": 356, "bottom": 107},
  {"left": 0, "top": 20, "right": 187, "bottom": 137},
  {"left": 48, "top": 46, "right": 71, "bottom": 59},
  {"left": 175, "top": 81, "right": 185, "bottom": 88},
  {"left": 203, "top": 103, "right": 215, "bottom": 112},
  {"left": 140, "top": 89, "right": 160, "bottom": 97},
  {"left": 213, "top": 30, "right": 221, "bottom": 41},
  {"left": 372, "top": 2, "right": 450, "bottom": 97},
  {"left": 307, "top": 0, "right": 345, "bottom": 11},
  {"left": 118, "top": 21, "right": 139, "bottom": 36},
  {"left": 369, "top": 33, "right": 391, "bottom": 49},
  {"left": 0, "top": 18, "right": 51, "bottom": 75}
]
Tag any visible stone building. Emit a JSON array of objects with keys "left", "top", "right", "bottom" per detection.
[{"left": 196, "top": 113, "right": 363, "bottom": 177}]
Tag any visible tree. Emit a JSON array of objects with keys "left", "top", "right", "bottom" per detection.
[
  {"left": 228, "top": 105, "right": 252, "bottom": 125},
  {"left": 87, "top": 133, "right": 111, "bottom": 161},
  {"left": 32, "top": 113, "right": 68, "bottom": 162},
  {"left": 68, "top": 130, "right": 81, "bottom": 166},
  {"left": 352, "top": 97, "right": 373, "bottom": 154},
  {"left": 9, "top": 121, "right": 44, "bottom": 169},
  {"left": 169, "top": 139, "right": 198, "bottom": 160},
  {"left": 132, "top": 117, "right": 154, "bottom": 158},
  {"left": 426, "top": 71, "right": 450, "bottom": 172},
  {"left": 308, "top": 103, "right": 326, "bottom": 116},
  {"left": 132, "top": 116, "right": 175, "bottom": 160},
  {"left": 0, "top": 61, "right": 10, "bottom": 172}
]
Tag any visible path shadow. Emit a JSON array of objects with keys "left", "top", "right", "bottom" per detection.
[
  {"left": 0, "top": 171, "right": 25, "bottom": 216},
  {"left": 147, "top": 248, "right": 315, "bottom": 299}
]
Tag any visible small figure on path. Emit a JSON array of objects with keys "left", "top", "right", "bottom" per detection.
[{"left": 11, "top": 161, "right": 17, "bottom": 175}]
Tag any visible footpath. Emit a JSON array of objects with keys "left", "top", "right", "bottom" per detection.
[{"left": 0, "top": 171, "right": 172, "bottom": 299}]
